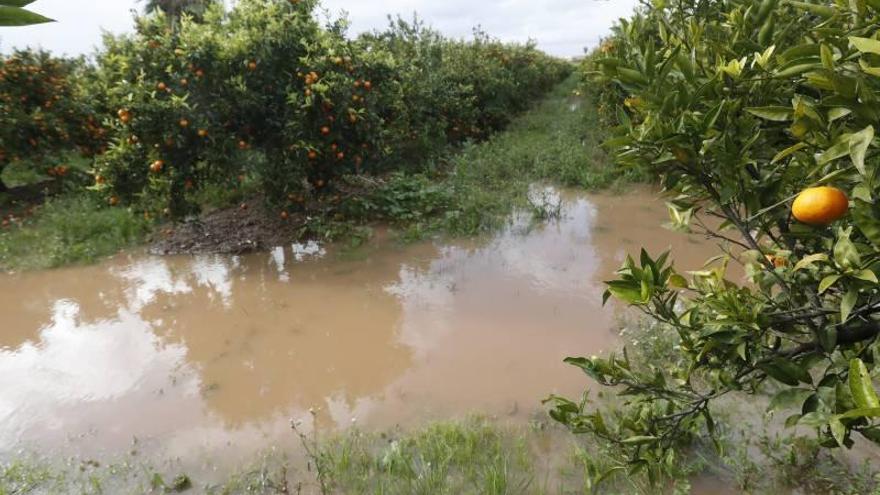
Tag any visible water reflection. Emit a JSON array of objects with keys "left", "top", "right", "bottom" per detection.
[{"left": 0, "top": 186, "right": 720, "bottom": 461}]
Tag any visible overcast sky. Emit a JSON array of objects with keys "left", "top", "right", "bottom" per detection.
[{"left": 0, "top": 0, "right": 638, "bottom": 59}]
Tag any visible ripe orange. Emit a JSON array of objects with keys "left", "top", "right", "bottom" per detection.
[
  {"left": 109, "top": 196, "right": 120, "bottom": 206},
  {"left": 363, "top": 80, "right": 372, "bottom": 90},
  {"left": 308, "top": 150, "right": 318, "bottom": 160},
  {"left": 280, "top": 211, "right": 289, "bottom": 220},
  {"left": 198, "top": 129, "right": 208, "bottom": 138},
  {"left": 792, "top": 186, "right": 849, "bottom": 226},
  {"left": 179, "top": 118, "right": 189, "bottom": 128},
  {"left": 157, "top": 82, "right": 167, "bottom": 91},
  {"left": 238, "top": 140, "right": 248, "bottom": 150},
  {"left": 321, "top": 126, "right": 331, "bottom": 136},
  {"left": 150, "top": 160, "right": 164, "bottom": 173}
]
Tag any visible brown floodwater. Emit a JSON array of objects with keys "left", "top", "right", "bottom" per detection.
[{"left": 0, "top": 186, "right": 723, "bottom": 467}]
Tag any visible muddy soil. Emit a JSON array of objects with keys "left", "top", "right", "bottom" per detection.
[{"left": 148, "top": 198, "right": 309, "bottom": 255}]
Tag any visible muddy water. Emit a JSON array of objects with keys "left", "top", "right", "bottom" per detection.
[{"left": 0, "top": 186, "right": 721, "bottom": 465}]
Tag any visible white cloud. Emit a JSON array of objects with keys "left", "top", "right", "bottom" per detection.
[{"left": 0, "top": 0, "right": 637, "bottom": 58}]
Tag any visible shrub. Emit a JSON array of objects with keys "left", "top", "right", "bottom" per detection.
[{"left": 548, "top": 0, "right": 880, "bottom": 486}]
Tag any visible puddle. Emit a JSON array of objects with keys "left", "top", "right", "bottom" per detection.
[{"left": 0, "top": 186, "right": 724, "bottom": 467}]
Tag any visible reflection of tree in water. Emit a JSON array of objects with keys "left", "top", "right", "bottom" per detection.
[{"left": 131, "top": 248, "right": 419, "bottom": 427}]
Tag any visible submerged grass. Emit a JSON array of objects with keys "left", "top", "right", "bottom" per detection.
[{"left": 0, "top": 194, "right": 150, "bottom": 271}]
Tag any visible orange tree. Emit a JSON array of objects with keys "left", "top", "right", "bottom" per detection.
[
  {"left": 546, "top": 0, "right": 880, "bottom": 484},
  {"left": 93, "top": 1, "right": 570, "bottom": 217},
  {"left": 0, "top": 49, "right": 105, "bottom": 191}
]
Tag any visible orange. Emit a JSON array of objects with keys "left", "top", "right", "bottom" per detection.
[{"left": 792, "top": 186, "right": 849, "bottom": 226}]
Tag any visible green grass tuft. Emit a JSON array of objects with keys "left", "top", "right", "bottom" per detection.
[{"left": 0, "top": 194, "right": 150, "bottom": 271}]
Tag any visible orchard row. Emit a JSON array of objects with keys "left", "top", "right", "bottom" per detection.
[{"left": 0, "top": 0, "right": 571, "bottom": 215}]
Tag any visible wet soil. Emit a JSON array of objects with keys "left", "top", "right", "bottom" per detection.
[{"left": 148, "top": 198, "right": 308, "bottom": 255}]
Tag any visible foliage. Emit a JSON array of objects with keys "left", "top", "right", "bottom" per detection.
[
  {"left": 331, "top": 75, "right": 633, "bottom": 243},
  {"left": 0, "top": 0, "right": 52, "bottom": 27},
  {"left": 547, "top": 0, "right": 880, "bottom": 486},
  {"left": 0, "top": 49, "right": 105, "bottom": 191},
  {"left": 92, "top": 0, "right": 570, "bottom": 218}
]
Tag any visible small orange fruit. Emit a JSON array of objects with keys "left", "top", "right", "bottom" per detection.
[
  {"left": 179, "top": 118, "right": 189, "bottom": 128},
  {"left": 363, "top": 80, "right": 372, "bottom": 90},
  {"left": 109, "top": 196, "right": 120, "bottom": 206},
  {"left": 150, "top": 160, "right": 164, "bottom": 173},
  {"left": 157, "top": 82, "right": 167, "bottom": 91},
  {"left": 198, "top": 129, "right": 208, "bottom": 138},
  {"left": 792, "top": 186, "right": 849, "bottom": 226},
  {"left": 321, "top": 126, "right": 331, "bottom": 136},
  {"left": 280, "top": 210, "right": 289, "bottom": 220},
  {"left": 307, "top": 150, "right": 318, "bottom": 160}
]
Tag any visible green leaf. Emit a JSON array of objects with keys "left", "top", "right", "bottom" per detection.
[
  {"left": 841, "top": 288, "right": 858, "bottom": 322},
  {"left": 818, "top": 134, "right": 853, "bottom": 165},
  {"left": 834, "top": 228, "right": 861, "bottom": 268},
  {"left": 829, "top": 416, "right": 846, "bottom": 446},
  {"left": 768, "top": 388, "right": 813, "bottom": 412},
  {"left": 850, "top": 36, "right": 880, "bottom": 55},
  {"left": 622, "top": 435, "right": 659, "bottom": 445},
  {"left": 852, "top": 269, "right": 879, "bottom": 283},
  {"left": 828, "top": 107, "right": 852, "bottom": 122},
  {"left": 799, "top": 411, "right": 830, "bottom": 427},
  {"left": 668, "top": 273, "right": 688, "bottom": 289},
  {"left": 746, "top": 106, "right": 793, "bottom": 121},
  {"left": 853, "top": 199, "right": 880, "bottom": 248},
  {"left": 849, "top": 358, "right": 880, "bottom": 409},
  {"left": 839, "top": 407, "right": 880, "bottom": 419},
  {"left": 0, "top": 0, "right": 37, "bottom": 6},
  {"left": 849, "top": 126, "right": 874, "bottom": 177},
  {"left": 0, "top": 5, "right": 52, "bottom": 25},
  {"left": 794, "top": 253, "right": 828, "bottom": 271},
  {"left": 819, "top": 274, "right": 842, "bottom": 293},
  {"left": 772, "top": 142, "right": 808, "bottom": 163},
  {"left": 606, "top": 280, "right": 648, "bottom": 304},
  {"left": 760, "top": 359, "right": 812, "bottom": 386}
]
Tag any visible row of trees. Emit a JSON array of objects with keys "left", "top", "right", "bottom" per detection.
[
  {"left": 0, "top": 0, "right": 571, "bottom": 216},
  {"left": 548, "top": 0, "right": 880, "bottom": 486}
]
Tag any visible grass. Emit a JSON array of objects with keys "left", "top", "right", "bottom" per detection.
[
  {"left": 0, "top": 194, "right": 150, "bottom": 271},
  {"left": 4, "top": 394, "right": 878, "bottom": 494}
]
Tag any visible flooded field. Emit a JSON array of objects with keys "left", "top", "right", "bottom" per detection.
[{"left": 0, "top": 186, "right": 721, "bottom": 467}]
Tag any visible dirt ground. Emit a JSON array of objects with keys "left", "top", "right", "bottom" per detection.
[{"left": 148, "top": 199, "right": 309, "bottom": 255}]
